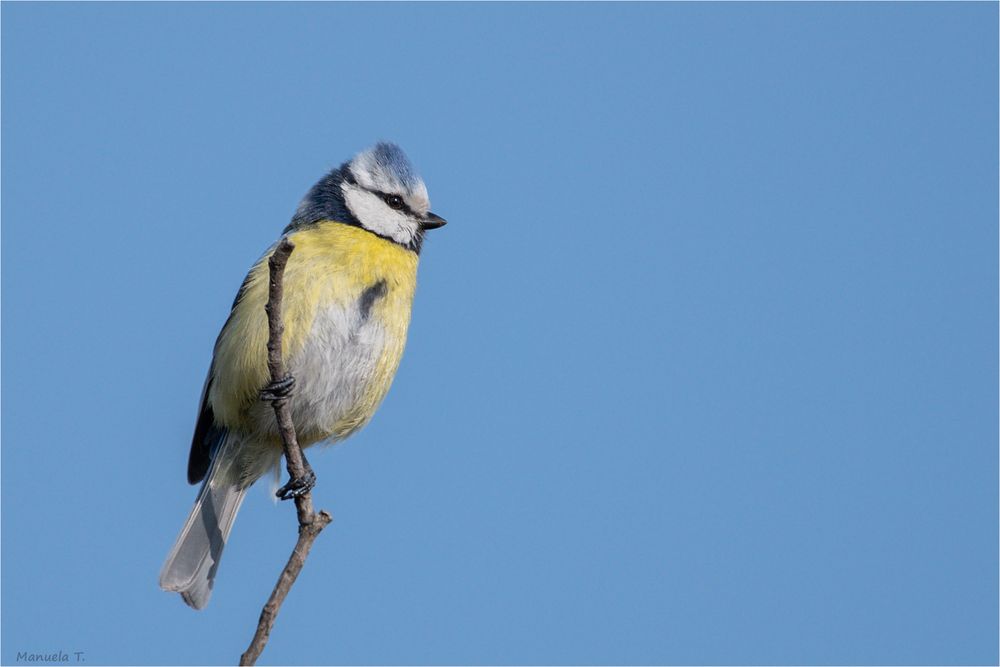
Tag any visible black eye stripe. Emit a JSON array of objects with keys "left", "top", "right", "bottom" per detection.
[
  {"left": 376, "top": 191, "right": 414, "bottom": 215},
  {"left": 343, "top": 176, "right": 417, "bottom": 216}
]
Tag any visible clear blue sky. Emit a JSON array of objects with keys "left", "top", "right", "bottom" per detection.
[{"left": 2, "top": 3, "right": 997, "bottom": 665}]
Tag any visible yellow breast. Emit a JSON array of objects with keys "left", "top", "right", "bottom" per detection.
[{"left": 209, "top": 222, "right": 419, "bottom": 437}]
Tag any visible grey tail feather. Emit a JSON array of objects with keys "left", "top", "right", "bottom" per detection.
[{"left": 159, "top": 435, "right": 247, "bottom": 610}]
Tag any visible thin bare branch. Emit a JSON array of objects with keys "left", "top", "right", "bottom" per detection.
[{"left": 240, "top": 238, "right": 333, "bottom": 666}]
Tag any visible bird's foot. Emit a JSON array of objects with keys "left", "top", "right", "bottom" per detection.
[
  {"left": 276, "top": 455, "right": 316, "bottom": 500},
  {"left": 260, "top": 375, "right": 295, "bottom": 402},
  {"left": 275, "top": 469, "right": 317, "bottom": 500}
]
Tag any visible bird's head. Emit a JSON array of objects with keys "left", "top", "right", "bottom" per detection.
[{"left": 289, "top": 142, "right": 446, "bottom": 252}]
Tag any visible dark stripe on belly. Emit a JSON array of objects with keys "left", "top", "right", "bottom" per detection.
[{"left": 358, "top": 279, "right": 388, "bottom": 322}]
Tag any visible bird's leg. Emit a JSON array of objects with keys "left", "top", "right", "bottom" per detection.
[
  {"left": 260, "top": 375, "right": 313, "bottom": 500},
  {"left": 260, "top": 375, "right": 295, "bottom": 402},
  {"left": 275, "top": 453, "right": 316, "bottom": 501}
]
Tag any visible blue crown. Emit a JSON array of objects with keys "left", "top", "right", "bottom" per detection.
[
  {"left": 349, "top": 141, "right": 424, "bottom": 194},
  {"left": 363, "top": 142, "right": 420, "bottom": 190}
]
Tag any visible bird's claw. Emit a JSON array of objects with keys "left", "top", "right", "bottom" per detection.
[
  {"left": 275, "top": 470, "right": 317, "bottom": 501},
  {"left": 261, "top": 375, "right": 295, "bottom": 402}
]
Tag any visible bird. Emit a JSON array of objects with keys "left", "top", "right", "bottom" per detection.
[{"left": 159, "top": 142, "right": 446, "bottom": 609}]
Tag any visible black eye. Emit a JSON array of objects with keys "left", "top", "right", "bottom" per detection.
[{"left": 384, "top": 194, "right": 405, "bottom": 210}]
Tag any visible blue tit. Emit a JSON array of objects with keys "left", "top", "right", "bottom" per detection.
[{"left": 159, "top": 142, "right": 447, "bottom": 609}]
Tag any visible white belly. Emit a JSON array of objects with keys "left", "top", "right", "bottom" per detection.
[
  {"left": 286, "top": 299, "right": 391, "bottom": 443},
  {"left": 228, "top": 296, "right": 405, "bottom": 486}
]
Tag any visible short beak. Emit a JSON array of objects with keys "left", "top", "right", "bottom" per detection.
[{"left": 421, "top": 212, "right": 447, "bottom": 230}]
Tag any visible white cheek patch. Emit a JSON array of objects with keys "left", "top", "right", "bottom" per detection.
[{"left": 342, "top": 183, "right": 421, "bottom": 246}]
